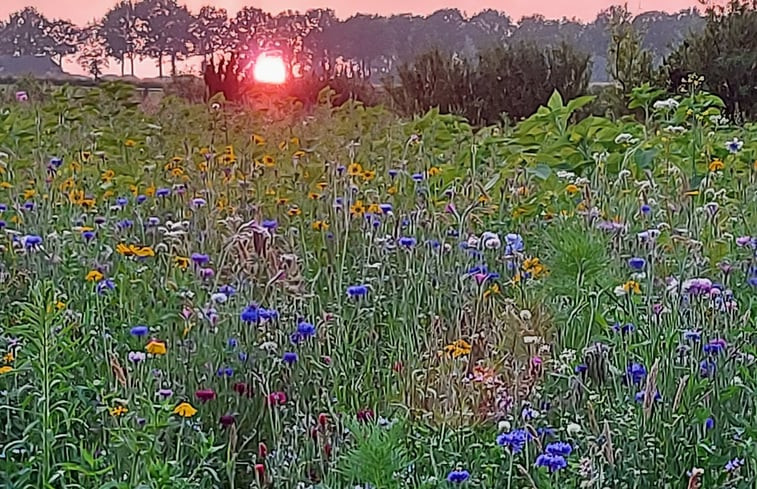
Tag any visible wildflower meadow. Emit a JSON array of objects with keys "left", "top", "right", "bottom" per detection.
[{"left": 0, "top": 81, "right": 756, "bottom": 489}]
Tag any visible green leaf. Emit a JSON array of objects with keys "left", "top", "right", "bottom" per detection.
[
  {"left": 547, "top": 90, "right": 564, "bottom": 111},
  {"left": 634, "top": 148, "right": 658, "bottom": 171},
  {"left": 527, "top": 164, "right": 553, "bottom": 181}
]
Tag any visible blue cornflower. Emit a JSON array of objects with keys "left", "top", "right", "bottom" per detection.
[
  {"left": 446, "top": 469, "right": 470, "bottom": 483},
  {"left": 216, "top": 366, "right": 234, "bottom": 377},
  {"left": 683, "top": 330, "right": 701, "bottom": 342},
  {"left": 537, "top": 427, "right": 556, "bottom": 439},
  {"left": 283, "top": 352, "right": 298, "bottom": 365},
  {"left": 262, "top": 219, "right": 277, "bottom": 230},
  {"left": 398, "top": 236, "right": 416, "bottom": 248},
  {"left": 545, "top": 441, "right": 572, "bottom": 457},
  {"left": 82, "top": 230, "right": 95, "bottom": 241},
  {"left": 427, "top": 239, "right": 441, "bottom": 249},
  {"left": 227, "top": 338, "right": 238, "bottom": 348},
  {"left": 347, "top": 284, "right": 368, "bottom": 297},
  {"left": 259, "top": 308, "right": 278, "bottom": 321},
  {"left": 748, "top": 276, "right": 757, "bottom": 287},
  {"left": 505, "top": 233, "right": 524, "bottom": 255},
  {"left": 130, "top": 325, "right": 149, "bottom": 337},
  {"left": 700, "top": 359, "right": 716, "bottom": 378},
  {"left": 496, "top": 428, "right": 531, "bottom": 453},
  {"left": 535, "top": 453, "right": 567, "bottom": 472},
  {"left": 411, "top": 172, "right": 424, "bottom": 182},
  {"left": 50, "top": 157, "right": 63, "bottom": 168},
  {"left": 191, "top": 253, "right": 209, "bottom": 265},
  {"left": 23, "top": 235, "right": 43, "bottom": 248},
  {"left": 705, "top": 417, "right": 715, "bottom": 430},
  {"left": 240, "top": 305, "right": 260, "bottom": 323},
  {"left": 219, "top": 285, "right": 236, "bottom": 297},
  {"left": 379, "top": 203, "right": 393, "bottom": 213},
  {"left": 191, "top": 198, "right": 207, "bottom": 208},
  {"left": 640, "top": 204, "right": 651, "bottom": 215},
  {"left": 388, "top": 169, "right": 398, "bottom": 178},
  {"left": 238, "top": 352, "right": 248, "bottom": 362},
  {"left": 628, "top": 257, "right": 646, "bottom": 270},
  {"left": 94, "top": 216, "right": 106, "bottom": 225},
  {"left": 116, "top": 197, "right": 128, "bottom": 207},
  {"left": 0, "top": 203, "right": 6, "bottom": 211},
  {"left": 156, "top": 187, "right": 171, "bottom": 197},
  {"left": 575, "top": 363, "right": 588, "bottom": 374},
  {"left": 612, "top": 322, "right": 635, "bottom": 334},
  {"left": 336, "top": 165, "right": 346, "bottom": 174},
  {"left": 703, "top": 338, "right": 727, "bottom": 355},
  {"left": 117, "top": 219, "right": 133, "bottom": 230},
  {"left": 297, "top": 321, "right": 316, "bottom": 339},
  {"left": 23, "top": 201, "right": 34, "bottom": 211},
  {"left": 726, "top": 137, "right": 743, "bottom": 154},
  {"left": 725, "top": 458, "right": 744, "bottom": 472},
  {"left": 521, "top": 407, "right": 538, "bottom": 421},
  {"left": 97, "top": 279, "right": 115, "bottom": 294},
  {"left": 137, "top": 195, "right": 147, "bottom": 204},
  {"left": 627, "top": 363, "right": 647, "bottom": 384},
  {"left": 0, "top": 220, "right": 6, "bottom": 229}
]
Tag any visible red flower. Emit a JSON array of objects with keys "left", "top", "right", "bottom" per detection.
[
  {"left": 258, "top": 442, "right": 268, "bottom": 459},
  {"left": 324, "top": 443, "right": 332, "bottom": 458},
  {"left": 318, "top": 412, "right": 328, "bottom": 427},
  {"left": 322, "top": 356, "right": 332, "bottom": 365},
  {"left": 356, "top": 408, "right": 374, "bottom": 423},
  {"left": 393, "top": 361, "right": 404, "bottom": 372},
  {"left": 254, "top": 463, "right": 265, "bottom": 479},
  {"left": 219, "top": 414, "right": 235, "bottom": 427},
  {"left": 267, "top": 391, "right": 287, "bottom": 405},
  {"left": 233, "top": 382, "right": 252, "bottom": 397},
  {"left": 195, "top": 388, "right": 216, "bottom": 402}
]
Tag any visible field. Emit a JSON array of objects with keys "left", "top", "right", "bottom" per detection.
[{"left": 0, "top": 82, "right": 755, "bottom": 489}]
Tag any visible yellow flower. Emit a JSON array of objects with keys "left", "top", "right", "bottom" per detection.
[
  {"left": 85, "top": 270, "right": 104, "bottom": 282},
  {"left": 708, "top": 159, "right": 724, "bottom": 172},
  {"left": 23, "top": 188, "right": 36, "bottom": 200},
  {"left": 101, "top": 169, "right": 115, "bottom": 183},
  {"left": 523, "top": 257, "right": 546, "bottom": 278},
  {"left": 129, "top": 184, "right": 139, "bottom": 196},
  {"left": 565, "top": 184, "right": 580, "bottom": 194},
  {"left": 362, "top": 170, "right": 376, "bottom": 181},
  {"left": 224, "top": 145, "right": 235, "bottom": 155},
  {"left": 387, "top": 186, "right": 397, "bottom": 195},
  {"left": 367, "top": 203, "right": 381, "bottom": 214},
  {"left": 288, "top": 206, "right": 302, "bottom": 217},
  {"left": 133, "top": 246, "right": 155, "bottom": 258},
  {"left": 684, "top": 190, "right": 700, "bottom": 197},
  {"left": 263, "top": 155, "right": 275, "bottom": 167},
  {"left": 308, "top": 192, "right": 320, "bottom": 200},
  {"left": 291, "top": 136, "right": 300, "bottom": 146},
  {"left": 312, "top": 220, "right": 329, "bottom": 231},
  {"left": 278, "top": 140, "right": 287, "bottom": 150},
  {"left": 428, "top": 166, "right": 442, "bottom": 177},
  {"left": 316, "top": 182, "right": 329, "bottom": 191},
  {"left": 174, "top": 256, "right": 190, "bottom": 269},
  {"left": 171, "top": 167, "right": 184, "bottom": 177},
  {"left": 2, "top": 351, "right": 14, "bottom": 364},
  {"left": 350, "top": 200, "right": 366, "bottom": 217},
  {"left": 276, "top": 197, "right": 290, "bottom": 206},
  {"left": 348, "top": 163, "right": 363, "bottom": 176},
  {"left": 109, "top": 405, "right": 128, "bottom": 417},
  {"left": 124, "top": 139, "right": 136, "bottom": 147},
  {"left": 103, "top": 190, "right": 114, "bottom": 201},
  {"left": 0, "top": 182, "right": 12, "bottom": 189},
  {"left": 146, "top": 340, "right": 167, "bottom": 356},
  {"left": 253, "top": 134, "right": 266, "bottom": 145},
  {"left": 483, "top": 283, "right": 500, "bottom": 298},
  {"left": 81, "top": 151, "right": 91, "bottom": 161},
  {"left": 145, "top": 185, "right": 156, "bottom": 197},
  {"left": 293, "top": 150, "right": 306, "bottom": 158},
  {"left": 173, "top": 402, "right": 197, "bottom": 418},
  {"left": 442, "top": 339, "right": 472, "bottom": 358},
  {"left": 478, "top": 194, "right": 491, "bottom": 203},
  {"left": 0, "top": 366, "right": 13, "bottom": 375},
  {"left": 197, "top": 161, "right": 208, "bottom": 172},
  {"left": 55, "top": 301, "right": 66, "bottom": 310},
  {"left": 623, "top": 280, "right": 642, "bottom": 295}
]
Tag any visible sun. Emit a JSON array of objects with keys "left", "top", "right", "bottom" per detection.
[{"left": 253, "top": 52, "right": 287, "bottom": 85}]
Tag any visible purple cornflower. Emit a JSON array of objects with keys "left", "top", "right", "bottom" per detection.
[
  {"left": 156, "top": 187, "right": 171, "bottom": 197},
  {"left": 191, "top": 198, "right": 207, "bottom": 208},
  {"left": 115, "top": 197, "right": 128, "bottom": 207},
  {"left": 157, "top": 388, "right": 173, "bottom": 398},
  {"left": 683, "top": 330, "right": 702, "bottom": 342},
  {"left": 282, "top": 352, "right": 298, "bottom": 365},
  {"left": 627, "top": 363, "right": 647, "bottom": 384},
  {"left": 703, "top": 338, "right": 727, "bottom": 355},
  {"left": 640, "top": 204, "right": 651, "bottom": 215},
  {"left": 496, "top": 428, "right": 531, "bottom": 453},
  {"left": 446, "top": 469, "right": 470, "bottom": 483},
  {"left": 705, "top": 417, "right": 715, "bottom": 430},
  {"left": 219, "top": 285, "right": 236, "bottom": 297},
  {"left": 545, "top": 441, "right": 572, "bottom": 457},
  {"left": 262, "top": 219, "right": 277, "bottom": 230},
  {"left": 628, "top": 257, "right": 646, "bottom": 270},
  {"left": 199, "top": 268, "right": 214, "bottom": 279},
  {"left": 130, "top": 325, "right": 149, "bottom": 337},
  {"left": 83, "top": 230, "right": 95, "bottom": 241},
  {"left": 347, "top": 284, "right": 368, "bottom": 297},
  {"left": 128, "top": 351, "right": 146, "bottom": 363},
  {"left": 411, "top": 172, "right": 424, "bottom": 182}
]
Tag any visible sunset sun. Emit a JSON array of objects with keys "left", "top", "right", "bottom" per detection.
[{"left": 253, "top": 52, "right": 287, "bottom": 85}]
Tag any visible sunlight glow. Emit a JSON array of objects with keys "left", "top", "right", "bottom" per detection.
[{"left": 253, "top": 52, "right": 287, "bottom": 85}]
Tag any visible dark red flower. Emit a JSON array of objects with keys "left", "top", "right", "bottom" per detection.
[
  {"left": 324, "top": 443, "right": 332, "bottom": 458},
  {"left": 356, "top": 408, "right": 374, "bottom": 423},
  {"left": 219, "top": 414, "right": 235, "bottom": 427},
  {"left": 267, "top": 391, "right": 287, "bottom": 405},
  {"left": 255, "top": 463, "right": 265, "bottom": 479},
  {"left": 310, "top": 427, "right": 319, "bottom": 440},
  {"left": 233, "top": 382, "right": 252, "bottom": 397},
  {"left": 322, "top": 356, "right": 332, "bottom": 365},
  {"left": 258, "top": 442, "right": 268, "bottom": 459},
  {"left": 195, "top": 388, "right": 216, "bottom": 402},
  {"left": 318, "top": 412, "right": 328, "bottom": 427},
  {"left": 393, "top": 361, "right": 404, "bottom": 372}
]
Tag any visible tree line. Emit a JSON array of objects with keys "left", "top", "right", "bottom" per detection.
[{"left": 0, "top": 1, "right": 705, "bottom": 81}]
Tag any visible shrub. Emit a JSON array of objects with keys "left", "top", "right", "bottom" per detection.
[
  {"left": 386, "top": 42, "right": 591, "bottom": 125},
  {"left": 662, "top": 0, "right": 757, "bottom": 119}
]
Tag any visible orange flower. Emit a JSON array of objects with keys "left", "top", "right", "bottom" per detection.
[
  {"left": 350, "top": 200, "right": 366, "bottom": 217},
  {"left": 708, "top": 159, "right": 724, "bottom": 172},
  {"left": 146, "top": 340, "right": 167, "bottom": 356},
  {"left": 312, "top": 220, "right": 329, "bottom": 231},
  {"left": 85, "top": 270, "right": 104, "bottom": 282}
]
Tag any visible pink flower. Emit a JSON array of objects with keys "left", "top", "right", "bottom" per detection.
[
  {"left": 473, "top": 273, "right": 488, "bottom": 284},
  {"left": 267, "top": 391, "right": 287, "bottom": 405},
  {"left": 15, "top": 91, "right": 28, "bottom": 102}
]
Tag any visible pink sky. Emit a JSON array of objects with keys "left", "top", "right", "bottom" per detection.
[{"left": 1, "top": 0, "right": 700, "bottom": 24}]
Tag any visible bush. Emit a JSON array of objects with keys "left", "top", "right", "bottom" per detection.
[
  {"left": 662, "top": 0, "right": 757, "bottom": 119},
  {"left": 386, "top": 42, "right": 591, "bottom": 125}
]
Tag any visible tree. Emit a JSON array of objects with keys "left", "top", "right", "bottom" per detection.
[
  {"left": 0, "top": 7, "right": 54, "bottom": 57},
  {"left": 101, "top": 0, "right": 142, "bottom": 76},
  {"left": 135, "top": 0, "right": 194, "bottom": 77},
  {"left": 46, "top": 19, "right": 81, "bottom": 67},
  {"left": 191, "top": 6, "right": 229, "bottom": 60},
  {"left": 229, "top": 6, "right": 270, "bottom": 53},
  {"left": 77, "top": 23, "right": 109, "bottom": 80},
  {"left": 606, "top": 5, "right": 655, "bottom": 93}
]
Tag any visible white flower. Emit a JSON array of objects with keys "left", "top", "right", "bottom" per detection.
[
  {"left": 519, "top": 309, "right": 532, "bottom": 321},
  {"left": 614, "top": 285, "right": 627, "bottom": 296},
  {"left": 614, "top": 133, "right": 634, "bottom": 144},
  {"left": 663, "top": 125, "right": 687, "bottom": 134},
  {"left": 480, "top": 232, "right": 501, "bottom": 250},
  {"left": 726, "top": 137, "right": 743, "bottom": 154},
  {"left": 653, "top": 98, "right": 680, "bottom": 110},
  {"left": 466, "top": 235, "right": 480, "bottom": 248},
  {"left": 498, "top": 420, "right": 511, "bottom": 432},
  {"left": 567, "top": 423, "right": 582, "bottom": 435},
  {"left": 211, "top": 293, "right": 227, "bottom": 303}
]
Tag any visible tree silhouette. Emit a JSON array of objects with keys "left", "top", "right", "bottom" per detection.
[
  {"left": 77, "top": 23, "right": 109, "bottom": 80},
  {"left": 101, "top": 0, "right": 141, "bottom": 76},
  {"left": 0, "top": 7, "right": 54, "bottom": 57},
  {"left": 47, "top": 19, "right": 81, "bottom": 67},
  {"left": 191, "top": 6, "right": 229, "bottom": 61},
  {"left": 136, "top": 0, "right": 194, "bottom": 77}
]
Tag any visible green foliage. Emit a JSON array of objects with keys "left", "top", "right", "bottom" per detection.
[
  {"left": 662, "top": 0, "right": 757, "bottom": 119},
  {"left": 387, "top": 42, "right": 591, "bottom": 125},
  {"left": 335, "top": 421, "right": 411, "bottom": 488}
]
